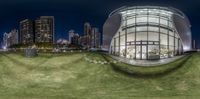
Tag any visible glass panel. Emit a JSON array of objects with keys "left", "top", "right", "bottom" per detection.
[
  {"left": 127, "top": 27, "right": 135, "bottom": 33},
  {"left": 120, "top": 35, "right": 125, "bottom": 46},
  {"left": 169, "top": 46, "right": 174, "bottom": 57},
  {"left": 136, "top": 32, "right": 147, "bottom": 41},
  {"left": 148, "top": 32, "right": 159, "bottom": 41},
  {"left": 160, "top": 10, "right": 172, "bottom": 17},
  {"left": 127, "top": 46, "right": 136, "bottom": 59},
  {"left": 148, "top": 17, "right": 159, "bottom": 23},
  {"left": 136, "top": 26, "right": 147, "bottom": 32},
  {"left": 160, "top": 28, "right": 168, "bottom": 34},
  {"left": 120, "top": 46, "right": 125, "bottom": 57},
  {"left": 136, "top": 46, "right": 141, "bottom": 59},
  {"left": 127, "top": 18, "right": 136, "bottom": 25},
  {"left": 148, "top": 26, "right": 159, "bottom": 32},
  {"left": 175, "top": 38, "right": 179, "bottom": 55},
  {"left": 115, "top": 37, "right": 119, "bottom": 47},
  {"left": 127, "top": 42, "right": 131, "bottom": 45},
  {"left": 115, "top": 47, "right": 119, "bottom": 55},
  {"left": 122, "top": 21, "right": 126, "bottom": 27},
  {"left": 114, "top": 32, "right": 119, "bottom": 37},
  {"left": 169, "top": 31, "right": 174, "bottom": 36},
  {"left": 148, "top": 42, "right": 153, "bottom": 44},
  {"left": 120, "top": 30, "right": 125, "bottom": 35},
  {"left": 136, "top": 17, "right": 147, "bottom": 23},
  {"left": 160, "top": 34, "right": 168, "bottom": 45},
  {"left": 179, "top": 40, "right": 182, "bottom": 54},
  {"left": 160, "top": 45, "right": 168, "bottom": 58},
  {"left": 148, "top": 9, "right": 160, "bottom": 15},
  {"left": 136, "top": 41, "right": 141, "bottom": 44},
  {"left": 142, "top": 42, "right": 147, "bottom": 44},
  {"left": 111, "top": 39, "right": 114, "bottom": 45},
  {"left": 175, "top": 46, "right": 179, "bottom": 55},
  {"left": 111, "top": 46, "right": 114, "bottom": 54},
  {"left": 142, "top": 46, "right": 147, "bottom": 59},
  {"left": 148, "top": 45, "right": 159, "bottom": 59},
  {"left": 127, "top": 33, "right": 135, "bottom": 42},
  {"left": 127, "top": 16, "right": 136, "bottom": 20},
  {"left": 131, "top": 42, "right": 135, "bottom": 45},
  {"left": 175, "top": 38, "right": 178, "bottom": 48},
  {"left": 154, "top": 42, "right": 159, "bottom": 44},
  {"left": 169, "top": 36, "right": 174, "bottom": 46},
  {"left": 169, "top": 21, "right": 173, "bottom": 28},
  {"left": 127, "top": 10, "right": 136, "bottom": 14},
  {"left": 137, "top": 9, "right": 148, "bottom": 14},
  {"left": 125, "top": 10, "right": 136, "bottom": 15},
  {"left": 160, "top": 19, "right": 168, "bottom": 26}
]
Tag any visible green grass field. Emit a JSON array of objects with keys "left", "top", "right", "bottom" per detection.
[{"left": 0, "top": 52, "right": 200, "bottom": 99}]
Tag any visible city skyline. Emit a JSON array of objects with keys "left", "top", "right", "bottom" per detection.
[
  {"left": 1, "top": 16, "right": 101, "bottom": 45},
  {"left": 0, "top": 0, "right": 199, "bottom": 48}
]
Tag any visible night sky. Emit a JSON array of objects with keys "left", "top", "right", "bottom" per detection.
[{"left": 0, "top": 0, "right": 199, "bottom": 48}]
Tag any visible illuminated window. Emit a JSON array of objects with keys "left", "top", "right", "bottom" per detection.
[{"left": 137, "top": 17, "right": 147, "bottom": 23}]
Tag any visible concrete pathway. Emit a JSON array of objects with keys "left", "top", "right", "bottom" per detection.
[{"left": 110, "top": 55, "right": 185, "bottom": 66}]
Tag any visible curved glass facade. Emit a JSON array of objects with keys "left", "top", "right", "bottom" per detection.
[{"left": 105, "top": 6, "right": 192, "bottom": 60}]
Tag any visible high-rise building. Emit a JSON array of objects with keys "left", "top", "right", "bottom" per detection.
[
  {"left": 84, "top": 22, "right": 92, "bottom": 48},
  {"left": 68, "top": 30, "right": 80, "bottom": 45},
  {"left": 20, "top": 19, "right": 34, "bottom": 44},
  {"left": 91, "top": 27, "right": 101, "bottom": 48},
  {"left": 3, "top": 33, "right": 9, "bottom": 47},
  {"left": 71, "top": 33, "right": 80, "bottom": 45},
  {"left": 84, "top": 22, "right": 92, "bottom": 36},
  {"left": 79, "top": 36, "right": 87, "bottom": 47},
  {"left": 10, "top": 29, "right": 19, "bottom": 45},
  {"left": 35, "top": 16, "right": 54, "bottom": 43},
  {"left": 68, "top": 30, "right": 75, "bottom": 44},
  {"left": 3, "top": 29, "right": 19, "bottom": 47}
]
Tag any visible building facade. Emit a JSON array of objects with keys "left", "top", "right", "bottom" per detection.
[
  {"left": 71, "top": 33, "right": 80, "bottom": 45},
  {"left": 84, "top": 22, "right": 92, "bottom": 48},
  {"left": 91, "top": 27, "right": 101, "bottom": 48},
  {"left": 20, "top": 19, "right": 34, "bottom": 44},
  {"left": 35, "top": 16, "right": 54, "bottom": 43},
  {"left": 3, "top": 33, "right": 8, "bottom": 47},
  {"left": 79, "top": 36, "right": 87, "bottom": 47},
  {"left": 103, "top": 6, "right": 192, "bottom": 60},
  {"left": 3, "top": 29, "right": 19, "bottom": 47},
  {"left": 68, "top": 30, "right": 75, "bottom": 44},
  {"left": 68, "top": 30, "right": 80, "bottom": 45}
]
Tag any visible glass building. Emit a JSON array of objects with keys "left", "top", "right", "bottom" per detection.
[{"left": 103, "top": 6, "right": 192, "bottom": 60}]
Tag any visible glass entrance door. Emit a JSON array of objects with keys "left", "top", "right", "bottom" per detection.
[
  {"left": 136, "top": 45, "right": 147, "bottom": 60},
  {"left": 127, "top": 41, "right": 160, "bottom": 60},
  {"left": 142, "top": 45, "right": 147, "bottom": 59}
]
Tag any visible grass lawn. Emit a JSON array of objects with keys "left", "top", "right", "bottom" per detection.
[{"left": 0, "top": 52, "right": 200, "bottom": 99}]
